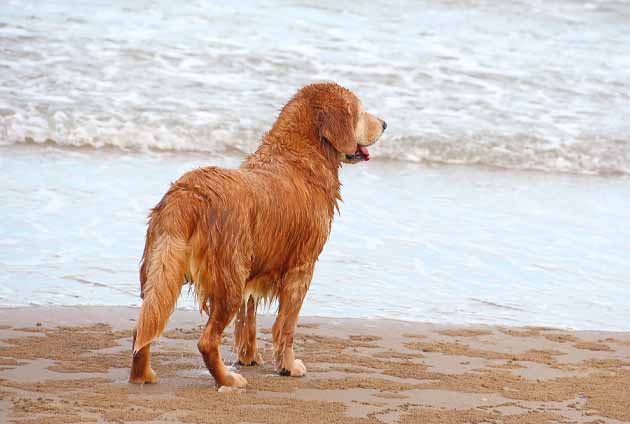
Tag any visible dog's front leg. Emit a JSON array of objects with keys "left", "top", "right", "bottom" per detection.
[{"left": 272, "top": 264, "right": 313, "bottom": 377}]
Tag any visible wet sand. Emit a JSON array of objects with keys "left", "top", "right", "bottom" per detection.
[{"left": 0, "top": 306, "right": 629, "bottom": 423}]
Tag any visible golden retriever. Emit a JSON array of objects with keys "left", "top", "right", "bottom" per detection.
[{"left": 129, "top": 82, "right": 386, "bottom": 390}]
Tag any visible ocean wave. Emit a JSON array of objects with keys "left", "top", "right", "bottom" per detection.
[
  {"left": 2, "top": 0, "right": 629, "bottom": 177},
  {"left": 4, "top": 131, "right": 629, "bottom": 176},
  {"left": 374, "top": 134, "right": 630, "bottom": 176}
]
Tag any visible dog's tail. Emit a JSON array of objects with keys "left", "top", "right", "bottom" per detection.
[{"left": 133, "top": 233, "right": 187, "bottom": 354}]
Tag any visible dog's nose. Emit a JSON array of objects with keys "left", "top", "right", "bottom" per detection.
[{"left": 382, "top": 121, "right": 387, "bottom": 131}]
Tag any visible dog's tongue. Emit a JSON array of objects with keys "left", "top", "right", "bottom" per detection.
[{"left": 358, "top": 145, "right": 370, "bottom": 161}]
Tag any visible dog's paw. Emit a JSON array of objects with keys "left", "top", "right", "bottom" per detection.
[
  {"left": 279, "top": 359, "right": 307, "bottom": 377},
  {"left": 218, "top": 371, "right": 248, "bottom": 392},
  {"left": 217, "top": 385, "right": 245, "bottom": 394},
  {"left": 238, "top": 351, "right": 264, "bottom": 367},
  {"left": 129, "top": 367, "right": 158, "bottom": 384}
]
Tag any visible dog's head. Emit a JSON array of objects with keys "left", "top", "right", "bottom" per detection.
[{"left": 289, "top": 83, "right": 387, "bottom": 164}]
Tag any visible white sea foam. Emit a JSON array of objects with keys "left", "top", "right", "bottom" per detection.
[
  {"left": 3, "top": 0, "right": 630, "bottom": 329},
  {"left": 1, "top": 0, "right": 629, "bottom": 175}
]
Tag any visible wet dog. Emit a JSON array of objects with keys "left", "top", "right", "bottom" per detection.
[{"left": 129, "top": 82, "right": 386, "bottom": 390}]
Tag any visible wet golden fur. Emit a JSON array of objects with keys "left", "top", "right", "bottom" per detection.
[{"left": 129, "top": 82, "right": 386, "bottom": 390}]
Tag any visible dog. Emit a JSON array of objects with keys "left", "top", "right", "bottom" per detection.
[{"left": 129, "top": 82, "right": 386, "bottom": 390}]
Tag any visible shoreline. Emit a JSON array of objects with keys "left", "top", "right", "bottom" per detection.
[
  {"left": 1, "top": 306, "right": 629, "bottom": 423},
  {"left": 1, "top": 304, "right": 629, "bottom": 334},
  {"left": 3, "top": 147, "right": 630, "bottom": 331}
]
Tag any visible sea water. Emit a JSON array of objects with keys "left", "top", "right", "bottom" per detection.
[{"left": 1, "top": 0, "right": 629, "bottom": 330}]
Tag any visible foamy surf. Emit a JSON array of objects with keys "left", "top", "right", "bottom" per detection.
[
  {"left": 5, "top": 132, "right": 630, "bottom": 176},
  {"left": 1, "top": 0, "right": 630, "bottom": 331},
  {"left": 1, "top": 0, "right": 630, "bottom": 175}
]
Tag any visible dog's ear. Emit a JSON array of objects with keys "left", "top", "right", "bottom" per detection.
[{"left": 320, "top": 105, "right": 357, "bottom": 155}]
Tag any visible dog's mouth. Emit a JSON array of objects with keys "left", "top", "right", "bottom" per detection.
[{"left": 345, "top": 145, "right": 371, "bottom": 162}]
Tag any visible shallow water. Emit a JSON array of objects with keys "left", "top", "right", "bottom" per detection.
[
  {"left": 2, "top": 145, "right": 629, "bottom": 330},
  {"left": 1, "top": 0, "right": 629, "bottom": 329},
  {"left": 1, "top": 0, "right": 630, "bottom": 174}
]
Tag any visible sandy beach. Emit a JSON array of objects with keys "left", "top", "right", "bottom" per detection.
[{"left": 0, "top": 306, "right": 628, "bottom": 423}]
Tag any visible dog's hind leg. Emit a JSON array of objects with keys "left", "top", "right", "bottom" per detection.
[
  {"left": 235, "top": 296, "right": 264, "bottom": 366},
  {"left": 198, "top": 278, "right": 247, "bottom": 391},
  {"left": 129, "top": 328, "right": 157, "bottom": 384},
  {"left": 130, "top": 234, "right": 187, "bottom": 384}
]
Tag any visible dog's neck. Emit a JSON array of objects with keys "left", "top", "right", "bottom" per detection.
[{"left": 242, "top": 127, "right": 343, "bottom": 208}]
